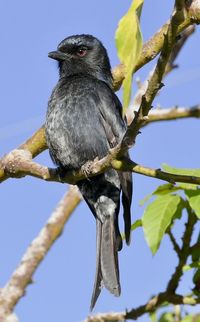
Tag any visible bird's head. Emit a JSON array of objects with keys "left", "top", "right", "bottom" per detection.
[{"left": 48, "top": 34, "right": 113, "bottom": 87}]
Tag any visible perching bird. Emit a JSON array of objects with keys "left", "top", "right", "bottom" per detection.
[{"left": 45, "top": 34, "right": 132, "bottom": 309}]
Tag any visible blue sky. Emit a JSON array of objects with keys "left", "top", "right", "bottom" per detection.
[{"left": 1, "top": 1, "right": 200, "bottom": 321}]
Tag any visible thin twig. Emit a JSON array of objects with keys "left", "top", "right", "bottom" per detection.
[
  {"left": 167, "top": 230, "right": 181, "bottom": 256},
  {"left": 165, "top": 25, "right": 195, "bottom": 75},
  {"left": 146, "top": 105, "right": 200, "bottom": 124},
  {"left": 128, "top": 104, "right": 200, "bottom": 126}
]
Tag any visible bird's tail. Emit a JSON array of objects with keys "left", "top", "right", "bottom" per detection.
[{"left": 90, "top": 215, "right": 121, "bottom": 310}]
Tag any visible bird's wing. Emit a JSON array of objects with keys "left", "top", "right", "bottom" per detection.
[{"left": 96, "top": 81, "right": 133, "bottom": 244}]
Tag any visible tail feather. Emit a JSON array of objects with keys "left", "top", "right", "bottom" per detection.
[
  {"left": 101, "top": 216, "right": 120, "bottom": 296},
  {"left": 90, "top": 220, "right": 103, "bottom": 310},
  {"left": 77, "top": 171, "right": 124, "bottom": 310},
  {"left": 91, "top": 216, "right": 120, "bottom": 310},
  {"left": 118, "top": 170, "right": 132, "bottom": 245}
]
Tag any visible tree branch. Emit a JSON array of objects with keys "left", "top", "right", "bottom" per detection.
[
  {"left": 0, "top": 126, "right": 46, "bottom": 183},
  {"left": 0, "top": 186, "right": 81, "bottom": 317},
  {"left": 167, "top": 205, "right": 197, "bottom": 293},
  {"left": 84, "top": 293, "right": 200, "bottom": 321},
  {"left": 2, "top": 150, "right": 200, "bottom": 186},
  {"left": 112, "top": 159, "right": 200, "bottom": 185}
]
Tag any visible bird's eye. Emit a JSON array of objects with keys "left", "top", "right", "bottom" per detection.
[{"left": 76, "top": 48, "right": 87, "bottom": 57}]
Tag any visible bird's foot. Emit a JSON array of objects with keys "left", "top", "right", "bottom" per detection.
[{"left": 81, "top": 160, "right": 93, "bottom": 180}]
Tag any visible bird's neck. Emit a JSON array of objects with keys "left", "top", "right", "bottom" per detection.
[{"left": 58, "top": 61, "right": 113, "bottom": 88}]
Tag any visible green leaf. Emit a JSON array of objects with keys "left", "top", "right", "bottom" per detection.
[
  {"left": 142, "top": 195, "right": 181, "bottom": 254},
  {"left": 158, "top": 312, "right": 174, "bottom": 322},
  {"left": 181, "top": 315, "right": 194, "bottom": 322},
  {"left": 173, "top": 197, "right": 185, "bottom": 220},
  {"left": 162, "top": 164, "right": 200, "bottom": 190},
  {"left": 185, "top": 189, "right": 200, "bottom": 218},
  {"left": 183, "top": 262, "right": 200, "bottom": 272},
  {"left": 140, "top": 183, "right": 181, "bottom": 206},
  {"left": 153, "top": 183, "right": 180, "bottom": 195},
  {"left": 115, "top": 0, "right": 143, "bottom": 112},
  {"left": 181, "top": 315, "right": 200, "bottom": 322},
  {"left": 168, "top": 197, "right": 185, "bottom": 229},
  {"left": 149, "top": 311, "right": 157, "bottom": 322}
]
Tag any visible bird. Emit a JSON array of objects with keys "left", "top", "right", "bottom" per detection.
[{"left": 45, "top": 34, "right": 132, "bottom": 310}]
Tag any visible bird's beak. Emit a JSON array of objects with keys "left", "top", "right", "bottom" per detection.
[{"left": 48, "top": 50, "right": 67, "bottom": 61}]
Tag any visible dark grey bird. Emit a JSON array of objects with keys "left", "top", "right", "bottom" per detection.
[{"left": 45, "top": 34, "right": 132, "bottom": 309}]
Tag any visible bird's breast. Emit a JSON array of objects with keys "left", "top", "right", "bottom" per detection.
[{"left": 45, "top": 79, "right": 109, "bottom": 169}]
